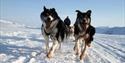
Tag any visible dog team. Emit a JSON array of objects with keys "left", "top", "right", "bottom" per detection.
[{"left": 40, "top": 6, "right": 95, "bottom": 61}]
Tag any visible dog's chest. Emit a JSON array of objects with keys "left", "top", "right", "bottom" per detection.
[
  {"left": 51, "top": 28, "right": 58, "bottom": 34},
  {"left": 77, "top": 24, "right": 85, "bottom": 34},
  {"left": 50, "top": 28, "right": 58, "bottom": 40},
  {"left": 78, "top": 23, "right": 89, "bottom": 35}
]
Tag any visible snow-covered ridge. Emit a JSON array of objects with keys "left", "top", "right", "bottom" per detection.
[
  {"left": 0, "top": 20, "right": 14, "bottom": 24},
  {"left": 96, "top": 26, "right": 125, "bottom": 35},
  {"left": 0, "top": 20, "right": 25, "bottom": 27},
  {"left": 0, "top": 20, "right": 41, "bottom": 33},
  {"left": 0, "top": 19, "right": 41, "bottom": 30}
]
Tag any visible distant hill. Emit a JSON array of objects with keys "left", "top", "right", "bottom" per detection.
[{"left": 96, "top": 27, "right": 125, "bottom": 35}]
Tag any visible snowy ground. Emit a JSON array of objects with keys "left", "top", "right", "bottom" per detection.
[{"left": 0, "top": 20, "right": 125, "bottom": 63}]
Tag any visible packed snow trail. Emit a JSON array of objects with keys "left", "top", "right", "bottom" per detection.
[{"left": 0, "top": 20, "right": 125, "bottom": 63}]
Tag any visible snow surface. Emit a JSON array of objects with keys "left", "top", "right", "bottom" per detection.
[{"left": 0, "top": 20, "right": 125, "bottom": 63}]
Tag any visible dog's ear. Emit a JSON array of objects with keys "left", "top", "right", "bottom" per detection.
[
  {"left": 86, "top": 10, "right": 92, "bottom": 16},
  {"left": 43, "top": 6, "right": 47, "bottom": 11},
  {"left": 76, "top": 10, "right": 82, "bottom": 17},
  {"left": 76, "top": 10, "right": 82, "bottom": 13},
  {"left": 51, "top": 8, "right": 55, "bottom": 11}
]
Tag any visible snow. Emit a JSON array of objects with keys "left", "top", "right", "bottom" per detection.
[{"left": 0, "top": 20, "right": 125, "bottom": 63}]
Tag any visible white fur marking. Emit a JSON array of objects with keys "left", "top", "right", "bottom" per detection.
[
  {"left": 88, "top": 19, "right": 90, "bottom": 24},
  {"left": 49, "top": 15, "right": 54, "bottom": 21},
  {"left": 86, "top": 24, "right": 89, "bottom": 29},
  {"left": 76, "top": 39, "right": 81, "bottom": 55},
  {"left": 58, "top": 35, "right": 62, "bottom": 42},
  {"left": 78, "top": 24, "right": 82, "bottom": 31}
]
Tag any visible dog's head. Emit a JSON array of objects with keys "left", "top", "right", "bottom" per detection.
[
  {"left": 75, "top": 10, "right": 92, "bottom": 25},
  {"left": 40, "top": 6, "right": 59, "bottom": 29},
  {"left": 64, "top": 16, "right": 71, "bottom": 26}
]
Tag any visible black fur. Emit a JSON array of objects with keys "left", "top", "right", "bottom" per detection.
[
  {"left": 85, "top": 25, "right": 95, "bottom": 44},
  {"left": 56, "top": 20, "right": 67, "bottom": 41}
]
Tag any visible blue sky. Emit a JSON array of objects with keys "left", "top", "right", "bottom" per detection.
[{"left": 0, "top": 0, "right": 124, "bottom": 27}]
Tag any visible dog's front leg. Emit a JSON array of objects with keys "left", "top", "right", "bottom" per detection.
[
  {"left": 80, "top": 41, "right": 87, "bottom": 60},
  {"left": 74, "top": 39, "right": 81, "bottom": 56},
  {"left": 44, "top": 35, "right": 49, "bottom": 53},
  {"left": 47, "top": 40, "right": 58, "bottom": 58}
]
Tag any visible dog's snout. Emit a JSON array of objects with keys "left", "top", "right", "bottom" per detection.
[{"left": 47, "top": 17, "right": 50, "bottom": 21}]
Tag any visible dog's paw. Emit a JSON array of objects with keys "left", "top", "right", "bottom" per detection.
[
  {"left": 47, "top": 53, "right": 52, "bottom": 59},
  {"left": 75, "top": 52, "right": 80, "bottom": 55},
  {"left": 87, "top": 43, "right": 91, "bottom": 47},
  {"left": 80, "top": 55, "right": 83, "bottom": 60},
  {"left": 80, "top": 53, "right": 86, "bottom": 60}
]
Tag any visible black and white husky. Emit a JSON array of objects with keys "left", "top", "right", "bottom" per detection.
[
  {"left": 73, "top": 10, "right": 95, "bottom": 60},
  {"left": 40, "top": 6, "right": 70, "bottom": 58}
]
